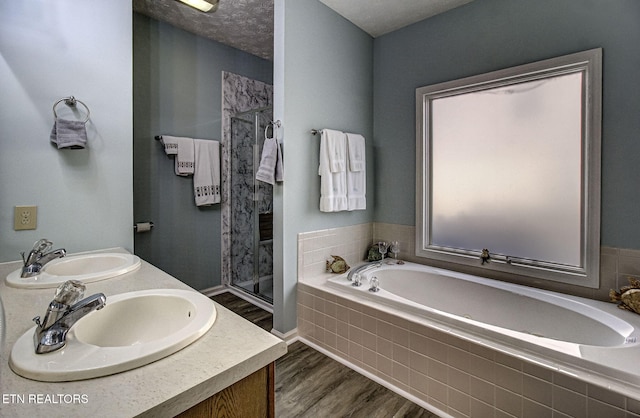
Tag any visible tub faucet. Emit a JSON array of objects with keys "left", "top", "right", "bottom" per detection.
[
  {"left": 347, "top": 261, "right": 381, "bottom": 282},
  {"left": 32, "top": 280, "right": 106, "bottom": 354},
  {"left": 20, "top": 239, "right": 66, "bottom": 278}
]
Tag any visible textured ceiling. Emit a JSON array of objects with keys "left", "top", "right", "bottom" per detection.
[
  {"left": 132, "top": 0, "right": 274, "bottom": 60},
  {"left": 132, "top": 0, "right": 473, "bottom": 61}
]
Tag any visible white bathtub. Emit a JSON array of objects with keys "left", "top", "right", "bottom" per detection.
[{"left": 326, "top": 261, "right": 640, "bottom": 390}]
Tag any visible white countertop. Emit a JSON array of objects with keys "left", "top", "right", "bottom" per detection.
[{"left": 0, "top": 248, "right": 287, "bottom": 417}]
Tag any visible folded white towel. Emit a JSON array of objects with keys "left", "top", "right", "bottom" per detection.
[
  {"left": 346, "top": 133, "right": 366, "bottom": 211},
  {"left": 256, "top": 137, "right": 284, "bottom": 185},
  {"left": 175, "top": 137, "right": 195, "bottom": 176},
  {"left": 193, "top": 139, "right": 221, "bottom": 206},
  {"left": 325, "top": 128, "right": 346, "bottom": 173},
  {"left": 319, "top": 129, "right": 348, "bottom": 212},
  {"left": 347, "top": 132, "right": 366, "bottom": 172},
  {"left": 159, "top": 135, "right": 180, "bottom": 155}
]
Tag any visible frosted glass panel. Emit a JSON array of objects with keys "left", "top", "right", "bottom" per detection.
[
  {"left": 430, "top": 73, "right": 583, "bottom": 266},
  {"left": 416, "top": 48, "right": 602, "bottom": 287}
]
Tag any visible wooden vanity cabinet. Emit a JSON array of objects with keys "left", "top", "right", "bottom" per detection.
[{"left": 177, "top": 363, "right": 275, "bottom": 418}]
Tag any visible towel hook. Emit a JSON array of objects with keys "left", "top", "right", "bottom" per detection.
[{"left": 52, "top": 96, "right": 91, "bottom": 124}]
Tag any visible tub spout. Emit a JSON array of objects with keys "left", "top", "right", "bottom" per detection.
[{"left": 347, "top": 261, "right": 381, "bottom": 282}]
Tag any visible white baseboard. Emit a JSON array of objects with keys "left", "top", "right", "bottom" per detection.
[
  {"left": 204, "top": 285, "right": 274, "bottom": 314},
  {"left": 271, "top": 328, "right": 299, "bottom": 345},
  {"left": 200, "top": 285, "right": 227, "bottom": 296}
]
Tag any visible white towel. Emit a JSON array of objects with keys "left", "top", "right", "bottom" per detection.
[
  {"left": 159, "top": 135, "right": 180, "bottom": 155},
  {"left": 175, "top": 137, "right": 195, "bottom": 176},
  {"left": 347, "top": 133, "right": 366, "bottom": 172},
  {"left": 326, "top": 129, "right": 347, "bottom": 173},
  {"left": 346, "top": 133, "right": 366, "bottom": 211},
  {"left": 256, "top": 137, "right": 284, "bottom": 185},
  {"left": 319, "top": 129, "right": 348, "bottom": 212},
  {"left": 193, "top": 139, "right": 221, "bottom": 206}
]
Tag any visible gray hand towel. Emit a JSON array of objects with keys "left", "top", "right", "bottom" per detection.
[
  {"left": 256, "top": 137, "right": 284, "bottom": 185},
  {"left": 50, "top": 118, "right": 87, "bottom": 149}
]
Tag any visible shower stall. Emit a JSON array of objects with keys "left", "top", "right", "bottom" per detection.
[{"left": 229, "top": 107, "right": 273, "bottom": 304}]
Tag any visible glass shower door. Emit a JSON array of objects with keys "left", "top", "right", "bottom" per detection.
[{"left": 230, "top": 107, "right": 273, "bottom": 303}]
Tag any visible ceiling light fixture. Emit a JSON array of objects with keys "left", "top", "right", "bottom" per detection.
[{"left": 176, "top": 0, "right": 219, "bottom": 13}]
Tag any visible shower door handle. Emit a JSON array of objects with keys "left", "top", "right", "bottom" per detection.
[{"left": 253, "top": 144, "right": 260, "bottom": 201}]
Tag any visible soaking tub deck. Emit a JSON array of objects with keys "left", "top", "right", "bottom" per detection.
[{"left": 316, "top": 261, "right": 640, "bottom": 398}]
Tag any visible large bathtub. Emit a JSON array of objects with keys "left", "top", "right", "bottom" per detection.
[{"left": 326, "top": 261, "right": 640, "bottom": 390}]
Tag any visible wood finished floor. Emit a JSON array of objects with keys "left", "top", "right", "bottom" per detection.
[{"left": 211, "top": 292, "right": 438, "bottom": 418}]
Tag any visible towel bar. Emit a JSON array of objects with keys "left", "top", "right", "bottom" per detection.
[{"left": 155, "top": 135, "right": 222, "bottom": 148}]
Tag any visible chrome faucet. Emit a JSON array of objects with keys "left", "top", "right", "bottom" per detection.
[
  {"left": 32, "top": 280, "right": 106, "bottom": 354},
  {"left": 21, "top": 239, "right": 66, "bottom": 278},
  {"left": 347, "top": 261, "right": 382, "bottom": 282}
]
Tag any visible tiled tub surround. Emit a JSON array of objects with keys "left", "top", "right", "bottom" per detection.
[
  {"left": 327, "top": 263, "right": 640, "bottom": 382},
  {"left": 297, "top": 224, "right": 640, "bottom": 417},
  {"left": 298, "top": 281, "right": 640, "bottom": 418},
  {"left": 299, "top": 222, "right": 640, "bottom": 304},
  {"left": 297, "top": 223, "right": 373, "bottom": 280}
]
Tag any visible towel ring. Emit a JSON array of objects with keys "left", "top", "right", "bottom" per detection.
[
  {"left": 52, "top": 96, "right": 91, "bottom": 123},
  {"left": 264, "top": 120, "right": 281, "bottom": 140}
]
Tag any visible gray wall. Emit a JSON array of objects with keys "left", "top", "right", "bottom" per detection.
[
  {"left": 133, "top": 13, "right": 273, "bottom": 290},
  {"left": 272, "top": 0, "right": 640, "bottom": 332},
  {"left": 273, "top": 0, "right": 375, "bottom": 333},
  {"left": 373, "top": 0, "right": 640, "bottom": 250},
  {"left": 0, "top": 1, "right": 133, "bottom": 262}
]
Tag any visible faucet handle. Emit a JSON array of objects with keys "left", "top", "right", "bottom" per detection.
[
  {"left": 22, "top": 239, "right": 53, "bottom": 266},
  {"left": 32, "top": 239, "right": 53, "bottom": 254},
  {"left": 54, "top": 280, "right": 86, "bottom": 306}
]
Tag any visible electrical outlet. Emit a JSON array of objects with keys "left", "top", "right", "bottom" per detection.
[{"left": 14, "top": 205, "right": 37, "bottom": 231}]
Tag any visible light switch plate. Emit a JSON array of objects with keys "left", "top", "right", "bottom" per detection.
[{"left": 14, "top": 206, "right": 37, "bottom": 230}]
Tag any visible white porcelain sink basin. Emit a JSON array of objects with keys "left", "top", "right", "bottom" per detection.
[
  {"left": 5, "top": 252, "right": 141, "bottom": 289},
  {"left": 9, "top": 289, "right": 216, "bottom": 381}
]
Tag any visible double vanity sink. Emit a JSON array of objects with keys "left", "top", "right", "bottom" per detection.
[
  {"left": 6, "top": 250, "right": 216, "bottom": 381},
  {"left": 0, "top": 248, "right": 287, "bottom": 417}
]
